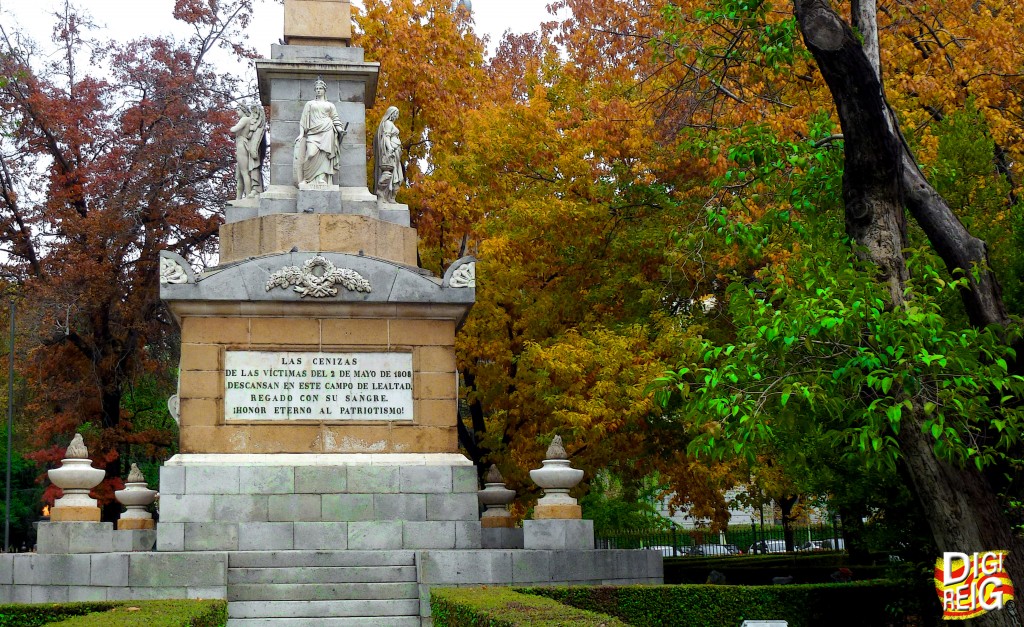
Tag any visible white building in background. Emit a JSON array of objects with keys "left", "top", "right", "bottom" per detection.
[
  {"left": 657, "top": 489, "right": 827, "bottom": 530},
  {"left": 657, "top": 488, "right": 758, "bottom": 529}
]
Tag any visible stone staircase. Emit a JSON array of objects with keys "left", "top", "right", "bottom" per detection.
[{"left": 225, "top": 550, "right": 421, "bottom": 626}]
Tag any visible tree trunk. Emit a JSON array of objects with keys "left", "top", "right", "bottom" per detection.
[
  {"left": 793, "top": 2, "right": 1023, "bottom": 624},
  {"left": 779, "top": 495, "right": 798, "bottom": 553}
]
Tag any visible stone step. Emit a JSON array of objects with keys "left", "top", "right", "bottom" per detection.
[
  {"left": 228, "top": 565, "right": 417, "bottom": 585},
  {"left": 226, "top": 617, "right": 421, "bottom": 627},
  {"left": 229, "top": 581, "right": 419, "bottom": 601},
  {"left": 227, "top": 599, "right": 420, "bottom": 619},
  {"left": 228, "top": 550, "right": 415, "bottom": 568}
]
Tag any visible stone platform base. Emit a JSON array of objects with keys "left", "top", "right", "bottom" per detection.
[
  {"left": 523, "top": 519, "right": 594, "bottom": 550},
  {"left": 481, "top": 527, "right": 523, "bottom": 549},
  {"left": 157, "top": 454, "right": 481, "bottom": 552},
  {"left": 37, "top": 522, "right": 156, "bottom": 554},
  {"left": 0, "top": 548, "right": 662, "bottom": 619},
  {"left": 50, "top": 507, "right": 100, "bottom": 522}
]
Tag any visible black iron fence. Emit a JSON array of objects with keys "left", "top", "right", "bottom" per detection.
[{"left": 596, "top": 521, "right": 844, "bottom": 557}]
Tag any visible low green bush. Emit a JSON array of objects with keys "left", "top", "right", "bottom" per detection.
[
  {"left": 664, "top": 562, "right": 886, "bottom": 585},
  {"left": 524, "top": 582, "right": 915, "bottom": 627},
  {"left": 0, "top": 600, "right": 227, "bottom": 627},
  {"left": 431, "top": 587, "right": 627, "bottom": 626},
  {"left": 0, "top": 601, "right": 112, "bottom": 627}
]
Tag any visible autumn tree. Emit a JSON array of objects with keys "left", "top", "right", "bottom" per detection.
[
  {"left": 0, "top": 0, "right": 252, "bottom": 512},
  {"left": 355, "top": 0, "right": 489, "bottom": 268},
  {"left": 630, "top": 0, "right": 1024, "bottom": 614}
]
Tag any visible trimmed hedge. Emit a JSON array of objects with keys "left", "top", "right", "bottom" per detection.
[
  {"left": 665, "top": 563, "right": 887, "bottom": 585},
  {"left": 431, "top": 587, "right": 627, "bottom": 626},
  {"left": 0, "top": 601, "right": 111, "bottom": 627},
  {"left": 523, "top": 582, "right": 914, "bottom": 627},
  {"left": 0, "top": 600, "right": 227, "bottom": 627}
]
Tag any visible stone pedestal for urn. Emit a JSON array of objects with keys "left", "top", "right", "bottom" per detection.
[
  {"left": 478, "top": 464, "right": 523, "bottom": 549},
  {"left": 115, "top": 463, "right": 158, "bottom": 530},
  {"left": 524, "top": 436, "right": 594, "bottom": 550},
  {"left": 478, "top": 464, "right": 516, "bottom": 528},
  {"left": 47, "top": 434, "right": 106, "bottom": 522}
]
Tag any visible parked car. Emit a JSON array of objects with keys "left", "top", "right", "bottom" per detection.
[
  {"left": 647, "top": 545, "right": 687, "bottom": 557},
  {"left": 797, "top": 540, "right": 825, "bottom": 551},
  {"left": 688, "top": 543, "right": 742, "bottom": 557},
  {"left": 747, "top": 539, "right": 787, "bottom": 554},
  {"left": 820, "top": 538, "right": 845, "bottom": 551}
]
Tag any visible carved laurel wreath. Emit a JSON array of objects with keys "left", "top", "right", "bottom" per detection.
[{"left": 265, "top": 255, "right": 372, "bottom": 298}]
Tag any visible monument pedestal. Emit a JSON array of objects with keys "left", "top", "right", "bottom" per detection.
[{"left": 156, "top": 454, "right": 482, "bottom": 552}]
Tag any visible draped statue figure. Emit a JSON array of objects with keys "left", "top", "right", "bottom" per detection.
[
  {"left": 294, "top": 78, "right": 349, "bottom": 187},
  {"left": 373, "top": 106, "right": 404, "bottom": 203},
  {"left": 231, "top": 103, "right": 267, "bottom": 199}
]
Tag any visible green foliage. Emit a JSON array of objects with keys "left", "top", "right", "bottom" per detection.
[
  {"left": 0, "top": 601, "right": 105, "bottom": 627},
  {"left": 929, "top": 100, "right": 1024, "bottom": 315},
  {"left": 654, "top": 244, "right": 1024, "bottom": 473},
  {"left": 0, "top": 425, "right": 44, "bottom": 550},
  {"left": 580, "top": 472, "right": 673, "bottom": 533},
  {"left": 0, "top": 600, "right": 227, "bottom": 627},
  {"left": 430, "top": 587, "right": 626, "bottom": 626},
  {"left": 525, "top": 582, "right": 916, "bottom": 627}
]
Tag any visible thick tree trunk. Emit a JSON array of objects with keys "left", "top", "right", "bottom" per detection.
[{"left": 793, "top": 2, "right": 1023, "bottom": 624}]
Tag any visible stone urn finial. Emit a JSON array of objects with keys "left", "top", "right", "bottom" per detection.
[
  {"left": 529, "top": 434, "right": 584, "bottom": 520},
  {"left": 46, "top": 433, "right": 106, "bottom": 522},
  {"left": 478, "top": 464, "right": 516, "bottom": 528},
  {"left": 545, "top": 435, "right": 568, "bottom": 460},
  {"left": 115, "top": 463, "right": 158, "bottom": 530},
  {"left": 126, "top": 463, "right": 146, "bottom": 483},
  {"left": 65, "top": 433, "right": 89, "bottom": 459}
]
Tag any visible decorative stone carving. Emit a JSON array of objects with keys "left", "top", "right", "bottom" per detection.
[
  {"left": 126, "top": 463, "right": 146, "bottom": 483},
  {"left": 266, "top": 254, "right": 372, "bottom": 298},
  {"left": 160, "top": 256, "right": 189, "bottom": 285},
  {"left": 294, "top": 77, "right": 349, "bottom": 188},
  {"left": 167, "top": 394, "right": 180, "bottom": 425},
  {"left": 231, "top": 103, "right": 268, "bottom": 199},
  {"left": 529, "top": 435, "right": 585, "bottom": 520},
  {"left": 159, "top": 251, "right": 196, "bottom": 285},
  {"left": 449, "top": 262, "right": 476, "bottom": 288},
  {"left": 478, "top": 464, "right": 516, "bottom": 529},
  {"left": 373, "top": 106, "right": 404, "bottom": 203},
  {"left": 65, "top": 433, "right": 89, "bottom": 459},
  {"left": 545, "top": 435, "right": 568, "bottom": 460},
  {"left": 115, "top": 463, "right": 158, "bottom": 530},
  {"left": 47, "top": 433, "right": 106, "bottom": 522}
]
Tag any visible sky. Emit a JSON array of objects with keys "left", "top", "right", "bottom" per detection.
[{"left": 0, "top": 0, "right": 561, "bottom": 58}]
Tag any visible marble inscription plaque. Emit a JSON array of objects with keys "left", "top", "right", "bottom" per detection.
[{"left": 224, "top": 351, "right": 413, "bottom": 421}]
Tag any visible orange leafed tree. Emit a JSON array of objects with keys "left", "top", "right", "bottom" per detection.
[{"left": 0, "top": 0, "right": 252, "bottom": 513}]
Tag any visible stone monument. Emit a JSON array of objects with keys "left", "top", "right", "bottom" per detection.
[
  {"left": 158, "top": 0, "right": 479, "bottom": 554},
  {"left": 1, "top": 2, "right": 660, "bottom": 617}
]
